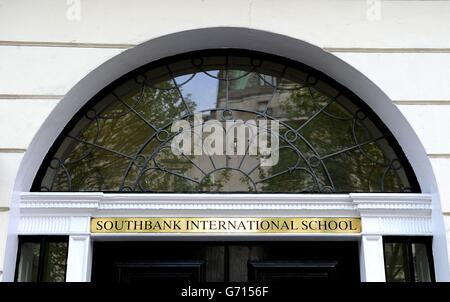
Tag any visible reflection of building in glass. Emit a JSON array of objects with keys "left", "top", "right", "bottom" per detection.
[
  {"left": 216, "top": 70, "right": 287, "bottom": 119},
  {"left": 35, "top": 55, "right": 415, "bottom": 194},
  {"left": 198, "top": 70, "right": 293, "bottom": 191}
]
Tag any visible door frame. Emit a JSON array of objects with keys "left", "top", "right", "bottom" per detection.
[
  {"left": 14, "top": 192, "right": 433, "bottom": 282},
  {"left": 4, "top": 28, "right": 447, "bottom": 282},
  {"left": 90, "top": 240, "right": 361, "bottom": 282}
]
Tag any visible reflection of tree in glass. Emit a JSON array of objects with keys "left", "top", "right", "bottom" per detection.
[
  {"left": 385, "top": 243, "right": 409, "bottom": 282},
  {"left": 198, "top": 173, "right": 226, "bottom": 192},
  {"left": 40, "top": 54, "right": 414, "bottom": 193},
  {"left": 53, "top": 80, "right": 196, "bottom": 191},
  {"left": 54, "top": 77, "right": 243, "bottom": 192},
  {"left": 44, "top": 242, "right": 68, "bottom": 282},
  {"left": 259, "top": 86, "right": 404, "bottom": 192}
]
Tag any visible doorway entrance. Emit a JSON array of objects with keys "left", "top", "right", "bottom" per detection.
[{"left": 91, "top": 241, "right": 360, "bottom": 282}]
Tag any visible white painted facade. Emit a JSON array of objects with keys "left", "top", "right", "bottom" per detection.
[{"left": 1, "top": 0, "right": 450, "bottom": 282}]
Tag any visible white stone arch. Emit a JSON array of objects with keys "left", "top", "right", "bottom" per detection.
[{"left": 3, "top": 27, "right": 449, "bottom": 281}]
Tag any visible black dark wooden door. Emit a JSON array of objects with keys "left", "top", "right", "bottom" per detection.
[{"left": 91, "top": 241, "right": 359, "bottom": 282}]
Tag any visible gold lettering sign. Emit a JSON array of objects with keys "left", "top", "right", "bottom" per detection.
[{"left": 91, "top": 217, "right": 361, "bottom": 234}]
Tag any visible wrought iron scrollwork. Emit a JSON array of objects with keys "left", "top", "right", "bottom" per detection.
[{"left": 35, "top": 51, "right": 418, "bottom": 193}]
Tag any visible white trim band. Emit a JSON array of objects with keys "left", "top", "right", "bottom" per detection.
[{"left": 18, "top": 193, "right": 432, "bottom": 236}]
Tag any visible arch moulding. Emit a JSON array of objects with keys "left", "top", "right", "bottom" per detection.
[{"left": 3, "top": 27, "right": 449, "bottom": 281}]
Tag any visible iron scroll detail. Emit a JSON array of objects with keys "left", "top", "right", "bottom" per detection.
[{"left": 34, "top": 50, "right": 419, "bottom": 193}]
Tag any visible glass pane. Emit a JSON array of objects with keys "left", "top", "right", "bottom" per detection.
[
  {"left": 384, "top": 242, "right": 410, "bottom": 282},
  {"left": 16, "top": 242, "right": 40, "bottom": 282},
  {"left": 42, "top": 242, "right": 68, "bottom": 282},
  {"left": 412, "top": 243, "right": 432, "bottom": 282},
  {"left": 35, "top": 51, "right": 418, "bottom": 193}
]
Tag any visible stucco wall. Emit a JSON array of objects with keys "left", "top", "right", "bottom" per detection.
[{"left": 1, "top": 0, "right": 450, "bottom": 280}]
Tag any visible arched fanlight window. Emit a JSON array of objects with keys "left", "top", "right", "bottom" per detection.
[{"left": 33, "top": 50, "right": 419, "bottom": 193}]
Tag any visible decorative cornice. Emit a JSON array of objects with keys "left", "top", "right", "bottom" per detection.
[
  {"left": 20, "top": 192, "right": 432, "bottom": 214},
  {"left": 18, "top": 192, "right": 433, "bottom": 235},
  {"left": 351, "top": 193, "right": 432, "bottom": 218}
]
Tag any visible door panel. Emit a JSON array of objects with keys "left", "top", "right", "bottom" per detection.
[
  {"left": 115, "top": 261, "right": 206, "bottom": 283},
  {"left": 92, "top": 242, "right": 224, "bottom": 282},
  {"left": 248, "top": 261, "right": 339, "bottom": 282},
  {"left": 91, "top": 241, "right": 359, "bottom": 282}
]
